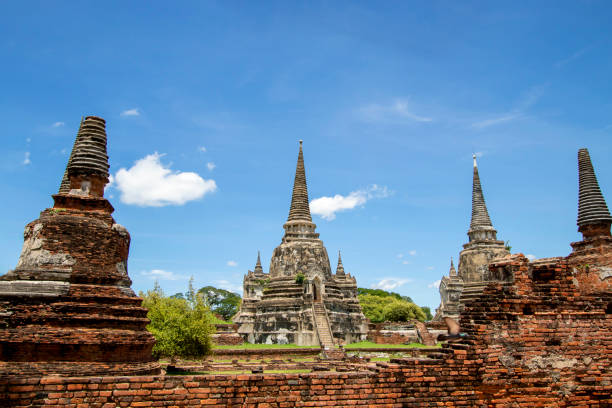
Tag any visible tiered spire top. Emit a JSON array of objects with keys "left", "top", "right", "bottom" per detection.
[
  {"left": 449, "top": 257, "right": 457, "bottom": 277},
  {"left": 287, "top": 141, "right": 312, "bottom": 222},
  {"left": 469, "top": 154, "right": 493, "bottom": 230},
  {"left": 577, "top": 148, "right": 612, "bottom": 227},
  {"left": 254, "top": 251, "right": 264, "bottom": 273},
  {"left": 58, "top": 117, "right": 85, "bottom": 194},
  {"left": 336, "top": 251, "right": 345, "bottom": 275},
  {"left": 67, "top": 116, "right": 110, "bottom": 180}
]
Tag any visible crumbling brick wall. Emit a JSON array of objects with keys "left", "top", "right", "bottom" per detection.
[{"left": 1, "top": 253, "right": 610, "bottom": 407}]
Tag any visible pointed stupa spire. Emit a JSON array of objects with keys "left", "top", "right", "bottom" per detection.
[
  {"left": 67, "top": 116, "right": 110, "bottom": 181},
  {"left": 470, "top": 154, "right": 493, "bottom": 230},
  {"left": 254, "top": 251, "right": 264, "bottom": 274},
  {"left": 58, "top": 117, "right": 85, "bottom": 194},
  {"left": 336, "top": 250, "right": 345, "bottom": 276},
  {"left": 287, "top": 140, "right": 312, "bottom": 222},
  {"left": 577, "top": 148, "right": 612, "bottom": 232},
  {"left": 449, "top": 257, "right": 457, "bottom": 277}
]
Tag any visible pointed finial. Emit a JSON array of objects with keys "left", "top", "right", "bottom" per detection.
[
  {"left": 254, "top": 250, "right": 263, "bottom": 273},
  {"left": 336, "top": 250, "right": 345, "bottom": 276},
  {"left": 469, "top": 155, "right": 494, "bottom": 232},
  {"left": 449, "top": 257, "right": 457, "bottom": 276},
  {"left": 287, "top": 140, "right": 312, "bottom": 222},
  {"left": 473, "top": 154, "right": 477, "bottom": 168},
  {"left": 577, "top": 148, "right": 612, "bottom": 233}
]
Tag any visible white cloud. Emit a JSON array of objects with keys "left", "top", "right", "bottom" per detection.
[
  {"left": 26, "top": 137, "right": 31, "bottom": 143},
  {"left": 471, "top": 85, "right": 546, "bottom": 129},
  {"left": 371, "top": 278, "right": 412, "bottom": 291},
  {"left": 227, "top": 260, "right": 238, "bottom": 267},
  {"left": 427, "top": 266, "right": 435, "bottom": 270},
  {"left": 472, "top": 114, "right": 521, "bottom": 129},
  {"left": 408, "top": 250, "right": 417, "bottom": 256},
  {"left": 198, "top": 146, "right": 207, "bottom": 153},
  {"left": 52, "top": 121, "right": 65, "bottom": 128},
  {"left": 214, "top": 279, "right": 242, "bottom": 294},
  {"left": 474, "top": 151, "right": 484, "bottom": 158},
  {"left": 359, "top": 99, "right": 432, "bottom": 123},
  {"left": 310, "top": 184, "right": 391, "bottom": 221},
  {"left": 23, "top": 152, "right": 31, "bottom": 165},
  {"left": 141, "top": 269, "right": 184, "bottom": 281},
  {"left": 555, "top": 45, "right": 591, "bottom": 69},
  {"left": 120, "top": 108, "right": 140, "bottom": 117},
  {"left": 402, "top": 260, "right": 410, "bottom": 265},
  {"left": 428, "top": 279, "right": 441, "bottom": 289},
  {"left": 207, "top": 162, "right": 216, "bottom": 171},
  {"left": 526, "top": 254, "right": 536, "bottom": 261},
  {"left": 396, "top": 254, "right": 404, "bottom": 259},
  {"left": 113, "top": 152, "right": 217, "bottom": 207},
  {"left": 61, "top": 148, "right": 68, "bottom": 155}
]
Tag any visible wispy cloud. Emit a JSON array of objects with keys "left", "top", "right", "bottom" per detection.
[
  {"left": 52, "top": 121, "right": 65, "bottom": 128},
  {"left": 23, "top": 151, "right": 31, "bottom": 165},
  {"left": 310, "top": 184, "right": 391, "bottom": 221},
  {"left": 474, "top": 151, "right": 485, "bottom": 158},
  {"left": 141, "top": 269, "right": 185, "bottom": 281},
  {"left": 427, "top": 266, "right": 435, "bottom": 271},
  {"left": 371, "top": 278, "right": 412, "bottom": 291},
  {"left": 358, "top": 99, "right": 432, "bottom": 123},
  {"left": 120, "top": 108, "right": 140, "bottom": 117},
  {"left": 207, "top": 162, "right": 216, "bottom": 171},
  {"left": 198, "top": 146, "right": 207, "bottom": 153},
  {"left": 526, "top": 254, "right": 536, "bottom": 261},
  {"left": 555, "top": 45, "right": 592, "bottom": 69},
  {"left": 227, "top": 260, "right": 238, "bottom": 267},
  {"left": 471, "top": 85, "right": 546, "bottom": 129},
  {"left": 113, "top": 152, "right": 217, "bottom": 207},
  {"left": 428, "top": 279, "right": 441, "bottom": 289}
]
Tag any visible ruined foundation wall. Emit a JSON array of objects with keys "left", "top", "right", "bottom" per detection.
[{"left": 2, "top": 252, "right": 611, "bottom": 407}]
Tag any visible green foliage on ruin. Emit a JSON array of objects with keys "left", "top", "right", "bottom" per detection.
[
  {"left": 141, "top": 278, "right": 215, "bottom": 359},
  {"left": 295, "top": 272, "right": 306, "bottom": 284},
  {"left": 197, "top": 286, "right": 242, "bottom": 321},
  {"left": 358, "top": 291, "right": 427, "bottom": 323}
]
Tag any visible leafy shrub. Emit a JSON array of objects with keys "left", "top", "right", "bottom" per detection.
[
  {"left": 295, "top": 272, "right": 306, "bottom": 284},
  {"left": 141, "top": 279, "right": 215, "bottom": 359},
  {"left": 358, "top": 293, "right": 427, "bottom": 323},
  {"left": 383, "top": 300, "right": 427, "bottom": 322}
]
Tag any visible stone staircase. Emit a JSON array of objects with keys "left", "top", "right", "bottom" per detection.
[
  {"left": 459, "top": 282, "right": 490, "bottom": 303},
  {"left": 312, "top": 302, "right": 334, "bottom": 349}
]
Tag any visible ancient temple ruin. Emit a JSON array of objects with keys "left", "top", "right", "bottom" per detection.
[
  {"left": 0, "top": 116, "right": 159, "bottom": 377},
  {"left": 435, "top": 155, "right": 510, "bottom": 319},
  {"left": 234, "top": 141, "right": 368, "bottom": 346}
]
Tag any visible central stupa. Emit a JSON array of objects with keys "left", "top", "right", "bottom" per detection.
[{"left": 234, "top": 141, "right": 368, "bottom": 346}]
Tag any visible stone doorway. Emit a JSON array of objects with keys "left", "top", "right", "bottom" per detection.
[{"left": 313, "top": 278, "right": 322, "bottom": 303}]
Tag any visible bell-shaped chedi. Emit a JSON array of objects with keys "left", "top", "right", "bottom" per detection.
[
  {"left": 0, "top": 116, "right": 159, "bottom": 377},
  {"left": 234, "top": 141, "right": 367, "bottom": 346}
]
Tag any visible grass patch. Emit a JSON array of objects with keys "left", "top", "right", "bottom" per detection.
[
  {"left": 214, "top": 343, "right": 319, "bottom": 350},
  {"left": 370, "top": 357, "right": 391, "bottom": 362},
  {"left": 343, "top": 341, "right": 439, "bottom": 349}
]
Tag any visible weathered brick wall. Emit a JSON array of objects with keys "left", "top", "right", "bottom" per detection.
[
  {"left": 367, "top": 322, "right": 418, "bottom": 344},
  {"left": 1, "top": 252, "right": 610, "bottom": 407}
]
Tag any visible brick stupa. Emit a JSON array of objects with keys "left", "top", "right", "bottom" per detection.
[
  {"left": 233, "top": 141, "right": 368, "bottom": 347},
  {"left": 0, "top": 116, "right": 159, "bottom": 377}
]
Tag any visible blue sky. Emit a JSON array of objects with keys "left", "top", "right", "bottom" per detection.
[{"left": 1, "top": 1, "right": 611, "bottom": 310}]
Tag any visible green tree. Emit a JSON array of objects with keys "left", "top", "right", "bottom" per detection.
[
  {"left": 420, "top": 306, "right": 433, "bottom": 321},
  {"left": 358, "top": 294, "right": 395, "bottom": 323},
  {"left": 383, "top": 300, "right": 427, "bottom": 322},
  {"left": 357, "top": 287, "right": 413, "bottom": 303},
  {"left": 198, "top": 286, "right": 242, "bottom": 321},
  {"left": 141, "top": 279, "right": 214, "bottom": 359}
]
